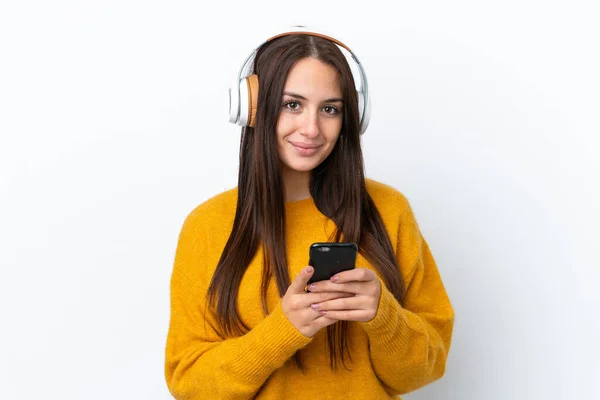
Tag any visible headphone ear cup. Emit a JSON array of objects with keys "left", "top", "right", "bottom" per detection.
[
  {"left": 238, "top": 77, "right": 249, "bottom": 126},
  {"left": 247, "top": 74, "right": 259, "bottom": 127},
  {"left": 357, "top": 91, "right": 370, "bottom": 134},
  {"left": 357, "top": 91, "right": 364, "bottom": 125},
  {"left": 228, "top": 77, "right": 241, "bottom": 124},
  {"left": 359, "top": 92, "right": 371, "bottom": 135},
  {"left": 238, "top": 74, "right": 259, "bottom": 127}
]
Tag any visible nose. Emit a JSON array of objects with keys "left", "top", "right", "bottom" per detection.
[{"left": 300, "top": 109, "right": 320, "bottom": 138}]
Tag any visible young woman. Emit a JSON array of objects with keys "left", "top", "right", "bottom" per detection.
[{"left": 164, "top": 26, "right": 455, "bottom": 399}]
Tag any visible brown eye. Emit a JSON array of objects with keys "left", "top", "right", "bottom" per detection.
[
  {"left": 323, "top": 106, "right": 339, "bottom": 115},
  {"left": 284, "top": 101, "right": 300, "bottom": 111}
]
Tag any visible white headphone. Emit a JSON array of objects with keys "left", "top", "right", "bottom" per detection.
[{"left": 228, "top": 26, "right": 371, "bottom": 135}]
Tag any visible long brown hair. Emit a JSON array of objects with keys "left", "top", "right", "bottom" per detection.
[{"left": 207, "top": 34, "right": 405, "bottom": 370}]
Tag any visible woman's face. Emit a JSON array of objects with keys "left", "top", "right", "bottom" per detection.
[{"left": 276, "top": 57, "right": 343, "bottom": 174}]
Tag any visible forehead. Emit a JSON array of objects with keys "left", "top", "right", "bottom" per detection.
[{"left": 283, "top": 57, "right": 342, "bottom": 96}]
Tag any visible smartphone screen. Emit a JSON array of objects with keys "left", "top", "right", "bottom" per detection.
[{"left": 307, "top": 242, "right": 358, "bottom": 285}]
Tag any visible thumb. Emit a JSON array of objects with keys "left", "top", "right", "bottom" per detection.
[{"left": 289, "top": 266, "right": 314, "bottom": 294}]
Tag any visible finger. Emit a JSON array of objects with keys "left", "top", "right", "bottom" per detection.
[
  {"left": 319, "top": 309, "right": 375, "bottom": 322},
  {"left": 311, "top": 315, "right": 339, "bottom": 330},
  {"left": 312, "top": 296, "right": 367, "bottom": 312},
  {"left": 308, "top": 280, "right": 365, "bottom": 294},
  {"left": 300, "top": 291, "right": 355, "bottom": 308},
  {"left": 299, "top": 306, "right": 325, "bottom": 321},
  {"left": 288, "top": 266, "right": 314, "bottom": 294},
  {"left": 331, "top": 267, "right": 377, "bottom": 283}
]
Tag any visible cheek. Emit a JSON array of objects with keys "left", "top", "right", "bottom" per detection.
[
  {"left": 324, "top": 120, "right": 343, "bottom": 144},
  {"left": 276, "top": 113, "right": 294, "bottom": 137},
  {"left": 275, "top": 117, "right": 292, "bottom": 156}
]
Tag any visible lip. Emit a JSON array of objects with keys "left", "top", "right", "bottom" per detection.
[{"left": 289, "top": 141, "right": 322, "bottom": 157}]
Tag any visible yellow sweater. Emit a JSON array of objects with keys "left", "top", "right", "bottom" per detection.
[{"left": 164, "top": 179, "right": 454, "bottom": 399}]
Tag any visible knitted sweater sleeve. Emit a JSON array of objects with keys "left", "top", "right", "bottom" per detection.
[
  {"left": 359, "top": 195, "right": 455, "bottom": 395},
  {"left": 164, "top": 212, "right": 312, "bottom": 399}
]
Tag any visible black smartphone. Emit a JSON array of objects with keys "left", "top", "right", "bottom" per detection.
[{"left": 307, "top": 242, "right": 358, "bottom": 285}]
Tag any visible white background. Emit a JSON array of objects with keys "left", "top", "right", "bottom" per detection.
[{"left": 1, "top": 1, "right": 599, "bottom": 399}]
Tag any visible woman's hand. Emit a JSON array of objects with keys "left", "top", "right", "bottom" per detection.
[
  {"left": 281, "top": 266, "right": 355, "bottom": 337},
  {"left": 306, "top": 268, "right": 382, "bottom": 322}
]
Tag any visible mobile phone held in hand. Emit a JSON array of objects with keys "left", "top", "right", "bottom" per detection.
[{"left": 307, "top": 242, "right": 358, "bottom": 285}]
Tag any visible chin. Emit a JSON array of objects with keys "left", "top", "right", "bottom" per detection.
[
  {"left": 286, "top": 159, "right": 321, "bottom": 172},
  {"left": 282, "top": 154, "right": 324, "bottom": 173}
]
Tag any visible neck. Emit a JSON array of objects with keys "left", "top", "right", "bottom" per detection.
[{"left": 281, "top": 168, "right": 311, "bottom": 203}]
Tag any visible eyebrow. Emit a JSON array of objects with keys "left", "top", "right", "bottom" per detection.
[{"left": 283, "top": 91, "right": 344, "bottom": 103}]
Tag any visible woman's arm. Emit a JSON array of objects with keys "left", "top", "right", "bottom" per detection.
[
  {"left": 308, "top": 195, "right": 455, "bottom": 395},
  {"left": 359, "top": 198, "right": 455, "bottom": 395},
  {"left": 164, "top": 216, "right": 312, "bottom": 399}
]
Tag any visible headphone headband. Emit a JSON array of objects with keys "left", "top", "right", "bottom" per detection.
[
  {"left": 266, "top": 29, "right": 352, "bottom": 52},
  {"left": 228, "top": 26, "right": 371, "bottom": 135}
]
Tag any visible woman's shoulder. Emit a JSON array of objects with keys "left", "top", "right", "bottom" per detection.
[
  {"left": 180, "top": 186, "right": 238, "bottom": 232},
  {"left": 365, "top": 178, "right": 411, "bottom": 212},
  {"left": 364, "top": 179, "right": 424, "bottom": 248},
  {"left": 172, "top": 187, "right": 238, "bottom": 285}
]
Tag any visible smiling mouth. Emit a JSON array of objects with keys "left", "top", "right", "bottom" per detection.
[
  {"left": 289, "top": 140, "right": 321, "bottom": 148},
  {"left": 289, "top": 141, "right": 322, "bottom": 156}
]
